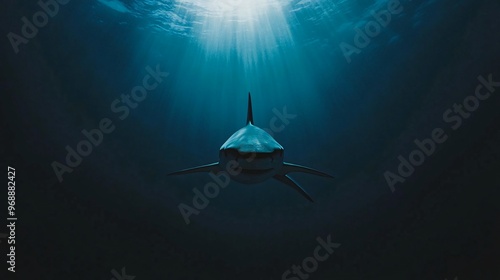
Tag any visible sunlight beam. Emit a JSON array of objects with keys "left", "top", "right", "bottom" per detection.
[{"left": 174, "top": 0, "right": 294, "bottom": 68}]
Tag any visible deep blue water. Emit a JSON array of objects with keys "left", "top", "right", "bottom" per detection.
[{"left": 1, "top": 0, "right": 500, "bottom": 279}]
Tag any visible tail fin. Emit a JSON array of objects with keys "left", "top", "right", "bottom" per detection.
[
  {"left": 247, "top": 92, "right": 254, "bottom": 125},
  {"left": 274, "top": 174, "right": 314, "bottom": 202}
]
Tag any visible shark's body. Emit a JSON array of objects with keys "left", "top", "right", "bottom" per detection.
[{"left": 169, "top": 93, "right": 333, "bottom": 202}]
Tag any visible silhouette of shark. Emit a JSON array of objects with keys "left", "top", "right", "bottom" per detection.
[{"left": 169, "top": 93, "right": 334, "bottom": 202}]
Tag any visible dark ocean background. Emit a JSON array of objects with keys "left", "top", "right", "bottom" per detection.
[{"left": 1, "top": 0, "right": 499, "bottom": 279}]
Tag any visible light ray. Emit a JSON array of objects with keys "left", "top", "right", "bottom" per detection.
[{"left": 174, "top": 0, "right": 294, "bottom": 68}]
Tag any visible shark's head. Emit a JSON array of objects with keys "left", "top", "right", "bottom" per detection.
[
  {"left": 219, "top": 124, "right": 284, "bottom": 183},
  {"left": 217, "top": 93, "right": 284, "bottom": 183}
]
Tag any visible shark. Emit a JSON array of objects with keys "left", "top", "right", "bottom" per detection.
[{"left": 169, "top": 93, "right": 334, "bottom": 202}]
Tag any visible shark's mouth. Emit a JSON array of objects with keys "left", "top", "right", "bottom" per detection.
[{"left": 240, "top": 168, "right": 274, "bottom": 175}]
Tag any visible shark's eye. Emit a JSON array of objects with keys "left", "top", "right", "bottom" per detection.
[{"left": 273, "top": 149, "right": 283, "bottom": 157}]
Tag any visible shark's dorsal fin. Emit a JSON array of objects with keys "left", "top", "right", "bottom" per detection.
[{"left": 247, "top": 92, "right": 253, "bottom": 125}]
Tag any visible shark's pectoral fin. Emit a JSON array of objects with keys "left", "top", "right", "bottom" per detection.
[
  {"left": 279, "top": 162, "right": 334, "bottom": 178},
  {"left": 168, "top": 162, "right": 221, "bottom": 176},
  {"left": 273, "top": 174, "right": 314, "bottom": 202}
]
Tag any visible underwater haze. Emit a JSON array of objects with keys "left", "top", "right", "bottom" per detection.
[{"left": 1, "top": 0, "right": 500, "bottom": 279}]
